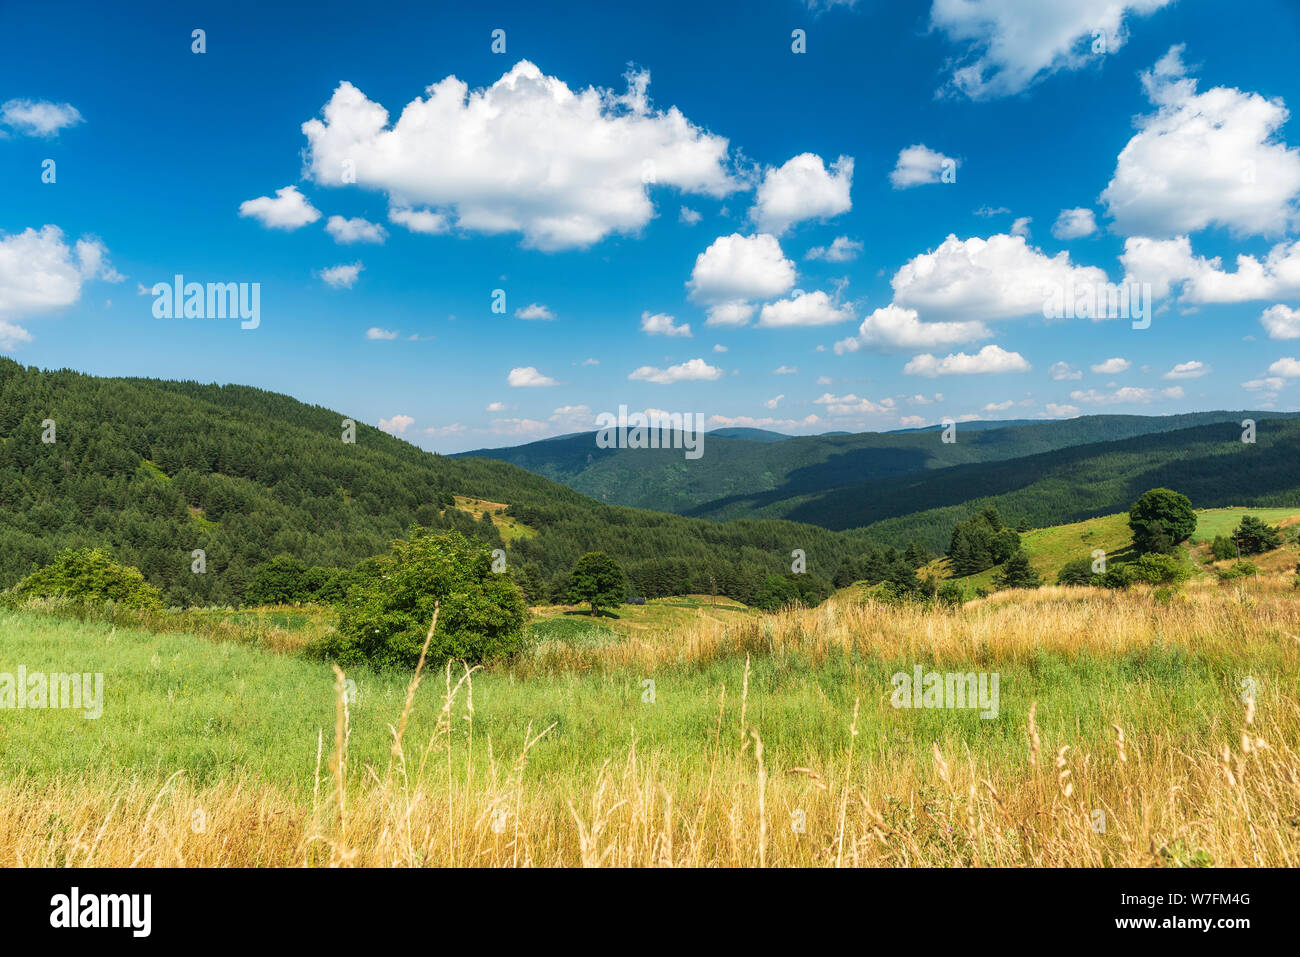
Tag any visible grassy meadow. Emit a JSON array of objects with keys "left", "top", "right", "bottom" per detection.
[{"left": 1, "top": 580, "right": 1297, "bottom": 867}]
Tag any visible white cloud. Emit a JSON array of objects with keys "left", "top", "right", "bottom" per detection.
[
  {"left": 751, "top": 153, "right": 853, "bottom": 234},
  {"left": 379, "top": 414, "right": 414, "bottom": 434},
  {"left": 1090, "top": 357, "right": 1130, "bottom": 374},
  {"left": 366, "top": 327, "right": 398, "bottom": 339},
  {"left": 891, "top": 233, "right": 1109, "bottom": 321},
  {"left": 930, "top": 0, "right": 1174, "bottom": 100},
  {"left": 1101, "top": 45, "right": 1300, "bottom": 238},
  {"left": 764, "top": 394, "right": 784, "bottom": 409},
  {"left": 641, "top": 311, "right": 692, "bottom": 337},
  {"left": 486, "top": 401, "right": 507, "bottom": 412},
  {"left": 904, "top": 344, "right": 1030, "bottom": 377},
  {"left": 805, "top": 236, "right": 862, "bottom": 262},
  {"left": 899, "top": 415, "right": 926, "bottom": 427},
  {"left": 0, "top": 320, "right": 33, "bottom": 352},
  {"left": 326, "top": 215, "right": 387, "bottom": 244},
  {"left": 0, "top": 226, "right": 119, "bottom": 322},
  {"left": 1163, "top": 360, "right": 1209, "bottom": 379},
  {"left": 688, "top": 233, "right": 796, "bottom": 325},
  {"left": 889, "top": 145, "right": 956, "bottom": 188},
  {"left": 834, "top": 304, "right": 989, "bottom": 354},
  {"left": 516, "top": 303, "right": 556, "bottom": 321},
  {"left": 491, "top": 418, "right": 551, "bottom": 436},
  {"left": 773, "top": 365, "right": 798, "bottom": 375},
  {"left": 1069, "top": 385, "right": 1181, "bottom": 404},
  {"left": 814, "top": 392, "right": 893, "bottom": 416},
  {"left": 1010, "top": 217, "right": 1032, "bottom": 238},
  {"left": 1043, "top": 403, "right": 1081, "bottom": 418},
  {"left": 628, "top": 358, "right": 723, "bottom": 384},
  {"left": 1052, "top": 207, "right": 1098, "bottom": 239},
  {"left": 300, "top": 61, "right": 741, "bottom": 251},
  {"left": 1261, "top": 304, "right": 1300, "bottom": 339},
  {"left": 238, "top": 185, "right": 321, "bottom": 230},
  {"left": 679, "top": 206, "right": 702, "bottom": 225},
  {"left": 707, "top": 413, "right": 821, "bottom": 430},
  {"left": 581, "top": 357, "right": 599, "bottom": 366},
  {"left": 1268, "top": 357, "right": 1300, "bottom": 378},
  {"left": 0, "top": 98, "right": 83, "bottom": 136},
  {"left": 320, "top": 262, "right": 363, "bottom": 288},
  {"left": 1049, "top": 361, "right": 1083, "bottom": 381},
  {"left": 507, "top": 366, "right": 559, "bottom": 387},
  {"left": 388, "top": 206, "right": 450, "bottom": 234},
  {"left": 757, "top": 290, "right": 854, "bottom": 328},
  {"left": 1121, "top": 236, "right": 1300, "bottom": 303},
  {"left": 712, "top": 343, "right": 728, "bottom": 353}
]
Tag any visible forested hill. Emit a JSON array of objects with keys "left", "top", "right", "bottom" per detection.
[
  {"left": 0, "top": 359, "right": 880, "bottom": 606},
  {"left": 455, "top": 411, "right": 1296, "bottom": 522}
]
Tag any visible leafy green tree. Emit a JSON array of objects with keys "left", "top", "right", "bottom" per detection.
[
  {"left": 322, "top": 529, "right": 528, "bottom": 669},
  {"left": 1210, "top": 535, "right": 1237, "bottom": 562},
  {"left": 244, "top": 555, "right": 311, "bottom": 605},
  {"left": 1234, "top": 515, "right": 1283, "bottom": 555},
  {"left": 993, "top": 550, "right": 1042, "bottom": 590},
  {"left": 569, "top": 552, "right": 626, "bottom": 616},
  {"left": 1128, "top": 488, "right": 1196, "bottom": 554},
  {"left": 12, "top": 547, "right": 163, "bottom": 609},
  {"left": 1130, "top": 552, "right": 1190, "bottom": 585},
  {"left": 753, "top": 574, "right": 802, "bottom": 611}
]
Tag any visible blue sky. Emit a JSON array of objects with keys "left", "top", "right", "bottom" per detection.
[{"left": 2, "top": 0, "right": 1300, "bottom": 452}]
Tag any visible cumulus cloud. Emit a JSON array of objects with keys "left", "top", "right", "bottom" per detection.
[
  {"left": 1101, "top": 46, "right": 1300, "bottom": 238},
  {"left": 628, "top": 358, "right": 723, "bottom": 384},
  {"left": 0, "top": 226, "right": 119, "bottom": 340},
  {"left": 1121, "top": 236, "right": 1300, "bottom": 303},
  {"left": 516, "top": 303, "right": 556, "bottom": 320},
  {"left": 751, "top": 153, "right": 853, "bottom": 234},
  {"left": 1090, "top": 357, "right": 1130, "bottom": 374},
  {"left": 1052, "top": 207, "right": 1098, "bottom": 239},
  {"left": 388, "top": 207, "right": 449, "bottom": 234},
  {"left": 687, "top": 233, "right": 796, "bottom": 325},
  {"left": 757, "top": 290, "right": 854, "bottom": 328},
  {"left": 889, "top": 145, "right": 957, "bottom": 188},
  {"left": 379, "top": 414, "right": 414, "bottom": 434},
  {"left": 239, "top": 185, "right": 321, "bottom": 230},
  {"left": 641, "top": 311, "right": 692, "bottom": 337},
  {"left": 1070, "top": 385, "right": 1182, "bottom": 404},
  {"left": 1267, "top": 357, "right": 1300, "bottom": 378},
  {"left": 320, "top": 262, "right": 363, "bottom": 288},
  {"left": 773, "top": 365, "right": 798, "bottom": 375},
  {"left": 507, "top": 366, "right": 559, "bottom": 387},
  {"left": 300, "top": 61, "right": 742, "bottom": 251},
  {"left": 891, "top": 233, "right": 1108, "bottom": 321},
  {"left": 834, "top": 304, "right": 989, "bottom": 354},
  {"left": 1163, "top": 360, "right": 1209, "bottom": 379},
  {"left": 1010, "top": 217, "right": 1032, "bottom": 238},
  {"left": 1261, "top": 304, "right": 1300, "bottom": 339},
  {"left": 903, "top": 344, "right": 1030, "bottom": 377},
  {"left": 0, "top": 98, "right": 83, "bottom": 136},
  {"left": 1043, "top": 403, "right": 1081, "bottom": 418},
  {"left": 325, "top": 215, "right": 387, "bottom": 244},
  {"left": 366, "top": 327, "right": 398, "bottom": 339},
  {"left": 1049, "top": 361, "right": 1082, "bottom": 381},
  {"left": 814, "top": 392, "right": 894, "bottom": 416},
  {"left": 679, "top": 206, "right": 702, "bottom": 225},
  {"left": 930, "top": 0, "right": 1174, "bottom": 100},
  {"left": 805, "top": 236, "right": 862, "bottom": 262}
]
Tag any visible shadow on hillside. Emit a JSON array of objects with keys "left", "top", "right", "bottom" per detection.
[{"left": 561, "top": 608, "right": 622, "bottom": 620}]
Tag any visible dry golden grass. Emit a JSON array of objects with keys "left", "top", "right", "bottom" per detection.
[{"left": 2, "top": 584, "right": 1298, "bottom": 867}]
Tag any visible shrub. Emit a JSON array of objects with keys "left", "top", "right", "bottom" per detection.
[
  {"left": 937, "top": 581, "right": 966, "bottom": 607},
  {"left": 11, "top": 547, "right": 163, "bottom": 610},
  {"left": 754, "top": 574, "right": 802, "bottom": 611},
  {"left": 1130, "top": 552, "right": 1190, "bottom": 586},
  {"left": 1234, "top": 515, "right": 1283, "bottom": 555},
  {"left": 1217, "top": 561, "right": 1258, "bottom": 582},
  {"left": 1210, "top": 535, "right": 1236, "bottom": 562},
  {"left": 1098, "top": 565, "right": 1135, "bottom": 590},
  {"left": 1056, "top": 557, "right": 1098, "bottom": 586},
  {"left": 320, "top": 529, "right": 528, "bottom": 670},
  {"left": 244, "top": 555, "right": 312, "bottom": 605},
  {"left": 993, "top": 550, "right": 1042, "bottom": 590}
]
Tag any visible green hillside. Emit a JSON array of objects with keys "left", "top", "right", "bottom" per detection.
[
  {"left": 0, "top": 359, "right": 882, "bottom": 606},
  {"left": 456, "top": 412, "right": 1296, "bottom": 524}
]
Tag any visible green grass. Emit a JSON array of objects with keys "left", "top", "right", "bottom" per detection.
[
  {"left": 1188, "top": 507, "right": 1300, "bottom": 542},
  {"left": 0, "top": 606, "right": 1278, "bottom": 801}
]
